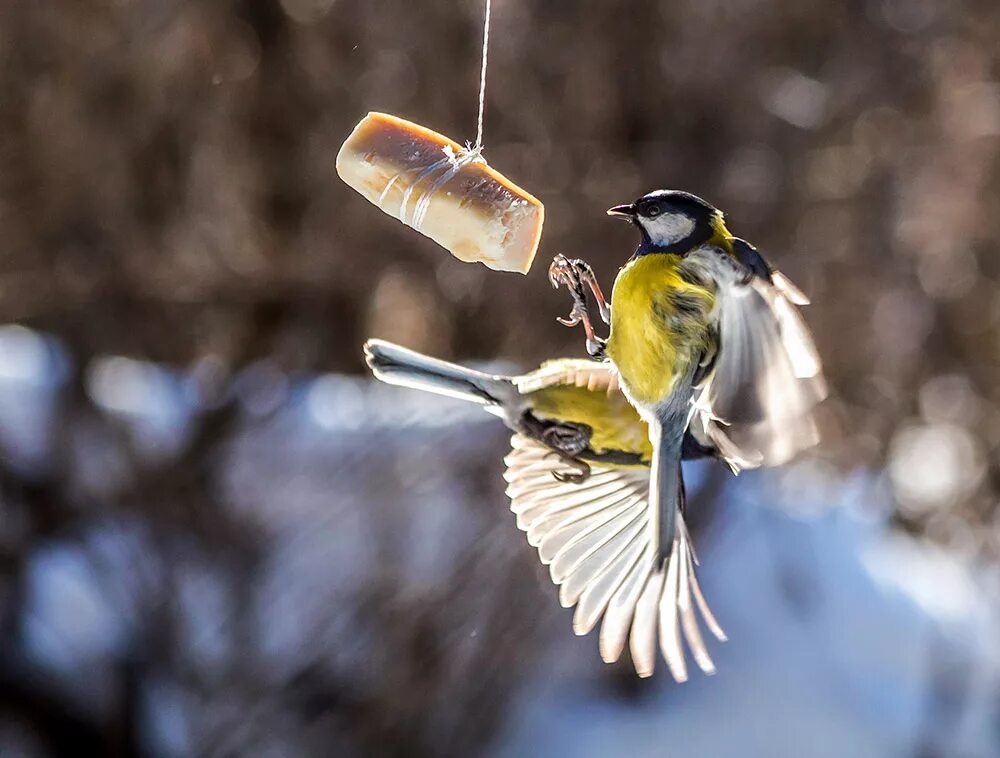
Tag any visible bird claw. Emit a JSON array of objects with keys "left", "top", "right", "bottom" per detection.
[
  {"left": 552, "top": 458, "right": 591, "bottom": 484},
  {"left": 548, "top": 253, "right": 578, "bottom": 291},
  {"left": 550, "top": 255, "right": 611, "bottom": 324},
  {"left": 550, "top": 255, "right": 590, "bottom": 327},
  {"left": 549, "top": 255, "right": 610, "bottom": 360},
  {"left": 556, "top": 300, "right": 588, "bottom": 328}
]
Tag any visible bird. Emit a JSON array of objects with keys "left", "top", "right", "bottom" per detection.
[
  {"left": 549, "top": 189, "right": 826, "bottom": 679},
  {"left": 363, "top": 338, "right": 729, "bottom": 677}
]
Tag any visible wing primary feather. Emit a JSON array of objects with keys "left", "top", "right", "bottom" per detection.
[
  {"left": 508, "top": 473, "right": 622, "bottom": 508},
  {"left": 560, "top": 506, "right": 646, "bottom": 607},
  {"left": 598, "top": 551, "right": 653, "bottom": 663},
  {"left": 771, "top": 269, "right": 810, "bottom": 306},
  {"left": 571, "top": 526, "right": 646, "bottom": 634},
  {"left": 537, "top": 497, "right": 636, "bottom": 560},
  {"left": 514, "top": 481, "right": 629, "bottom": 526},
  {"left": 548, "top": 506, "right": 644, "bottom": 582},
  {"left": 527, "top": 494, "right": 636, "bottom": 547},
  {"left": 512, "top": 475, "right": 627, "bottom": 512}
]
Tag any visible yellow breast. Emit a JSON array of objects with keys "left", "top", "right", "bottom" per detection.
[{"left": 606, "top": 254, "right": 716, "bottom": 408}]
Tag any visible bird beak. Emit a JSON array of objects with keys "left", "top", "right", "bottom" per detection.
[{"left": 606, "top": 203, "right": 636, "bottom": 220}]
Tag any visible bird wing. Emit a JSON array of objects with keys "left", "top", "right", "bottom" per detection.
[
  {"left": 504, "top": 434, "right": 725, "bottom": 679},
  {"left": 731, "top": 237, "right": 811, "bottom": 305},
  {"left": 690, "top": 249, "right": 827, "bottom": 467}
]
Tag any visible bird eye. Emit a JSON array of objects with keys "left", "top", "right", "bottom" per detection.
[{"left": 646, "top": 204, "right": 661, "bottom": 217}]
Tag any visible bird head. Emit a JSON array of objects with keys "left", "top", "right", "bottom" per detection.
[{"left": 607, "top": 190, "right": 725, "bottom": 253}]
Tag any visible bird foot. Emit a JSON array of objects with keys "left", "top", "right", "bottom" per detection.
[{"left": 549, "top": 255, "right": 610, "bottom": 360}]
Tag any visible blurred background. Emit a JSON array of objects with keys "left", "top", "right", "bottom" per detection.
[{"left": 0, "top": 0, "right": 999, "bottom": 755}]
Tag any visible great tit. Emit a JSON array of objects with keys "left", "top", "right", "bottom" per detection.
[
  {"left": 363, "top": 339, "right": 728, "bottom": 678},
  {"left": 550, "top": 189, "right": 826, "bottom": 680}
]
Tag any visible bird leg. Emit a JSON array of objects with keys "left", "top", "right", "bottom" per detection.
[
  {"left": 549, "top": 254, "right": 611, "bottom": 323},
  {"left": 574, "top": 259, "right": 611, "bottom": 325},
  {"left": 549, "top": 255, "right": 609, "bottom": 359}
]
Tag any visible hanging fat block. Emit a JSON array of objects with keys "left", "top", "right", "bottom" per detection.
[{"left": 336, "top": 113, "right": 544, "bottom": 274}]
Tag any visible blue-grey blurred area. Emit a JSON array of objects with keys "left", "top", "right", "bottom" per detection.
[
  {"left": 1, "top": 0, "right": 999, "bottom": 756},
  {"left": 1, "top": 349, "right": 998, "bottom": 757}
]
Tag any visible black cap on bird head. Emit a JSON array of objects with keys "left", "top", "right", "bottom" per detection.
[{"left": 607, "top": 190, "right": 722, "bottom": 255}]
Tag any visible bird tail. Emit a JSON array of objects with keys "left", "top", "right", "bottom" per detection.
[
  {"left": 650, "top": 417, "right": 684, "bottom": 561},
  {"left": 621, "top": 508, "right": 727, "bottom": 681},
  {"left": 363, "top": 339, "right": 517, "bottom": 408},
  {"left": 620, "top": 416, "right": 723, "bottom": 681}
]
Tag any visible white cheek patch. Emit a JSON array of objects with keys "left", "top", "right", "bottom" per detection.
[{"left": 644, "top": 213, "right": 696, "bottom": 247}]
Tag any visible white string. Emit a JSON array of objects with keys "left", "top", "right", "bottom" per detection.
[
  {"left": 379, "top": 0, "right": 493, "bottom": 229},
  {"left": 474, "top": 0, "right": 491, "bottom": 150}
]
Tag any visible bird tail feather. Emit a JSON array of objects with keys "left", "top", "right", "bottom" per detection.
[
  {"left": 620, "top": 417, "right": 719, "bottom": 680},
  {"left": 649, "top": 418, "right": 684, "bottom": 561}
]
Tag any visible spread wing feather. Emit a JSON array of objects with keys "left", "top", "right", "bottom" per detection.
[
  {"left": 692, "top": 252, "right": 827, "bottom": 467},
  {"left": 504, "top": 435, "right": 725, "bottom": 679}
]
